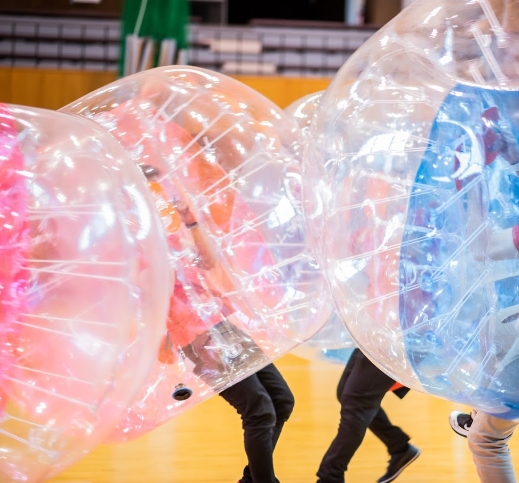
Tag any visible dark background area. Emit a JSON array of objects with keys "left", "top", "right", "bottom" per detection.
[
  {"left": 0, "top": 0, "right": 400, "bottom": 25},
  {"left": 0, "top": 0, "right": 122, "bottom": 17},
  {"left": 227, "top": 0, "right": 344, "bottom": 24}
]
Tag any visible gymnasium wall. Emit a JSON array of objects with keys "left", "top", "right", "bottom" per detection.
[{"left": 0, "top": 67, "right": 331, "bottom": 110}]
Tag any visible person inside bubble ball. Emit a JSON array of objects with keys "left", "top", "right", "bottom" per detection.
[
  {"left": 221, "top": 363, "right": 294, "bottom": 483},
  {"left": 139, "top": 164, "right": 264, "bottom": 388},
  {"left": 141, "top": 163, "right": 295, "bottom": 483},
  {"left": 445, "top": 0, "right": 519, "bottom": 475},
  {"left": 446, "top": 86, "right": 519, "bottom": 483},
  {"left": 449, "top": 408, "right": 518, "bottom": 483},
  {"left": 315, "top": 348, "right": 420, "bottom": 483}
]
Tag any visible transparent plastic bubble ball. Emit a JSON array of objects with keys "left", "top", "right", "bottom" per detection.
[
  {"left": 285, "top": 92, "right": 356, "bottom": 364},
  {"left": 0, "top": 104, "right": 169, "bottom": 481},
  {"left": 62, "top": 66, "right": 332, "bottom": 440},
  {"left": 303, "top": 0, "right": 519, "bottom": 418},
  {"left": 290, "top": 311, "right": 355, "bottom": 364},
  {"left": 284, "top": 91, "right": 324, "bottom": 139}
]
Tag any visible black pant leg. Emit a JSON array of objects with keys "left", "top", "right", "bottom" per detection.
[
  {"left": 316, "top": 349, "right": 396, "bottom": 483},
  {"left": 369, "top": 406, "right": 410, "bottom": 455},
  {"left": 238, "top": 364, "right": 294, "bottom": 483},
  {"left": 220, "top": 371, "right": 280, "bottom": 483},
  {"left": 255, "top": 363, "right": 294, "bottom": 449},
  {"left": 335, "top": 348, "right": 356, "bottom": 401}
]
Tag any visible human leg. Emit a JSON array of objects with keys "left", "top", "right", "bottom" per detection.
[
  {"left": 468, "top": 410, "right": 518, "bottom": 483},
  {"left": 369, "top": 406, "right": 410, "bottom": 455},
  {"left": 233, "top": 364, "right": 294, "bottom": 483},
  {"left": 255, "top": 363, "right": 295, "bottom": 448},
  {"left": 369, "top": 405, "right": 420, "bottom": 482},
  {"left": 220, "top": 372, "right": 280, "bottom": 483},
  {"left": 316, "top": 349, "right": 396, "bottom": 483}
]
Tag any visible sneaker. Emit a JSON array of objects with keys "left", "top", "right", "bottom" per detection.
[
  {"left": 449, "top": 410, "right": 474, "bottom": 438},
  {"left": 377, "top": 444, "right": 421, "bottom": 483}
]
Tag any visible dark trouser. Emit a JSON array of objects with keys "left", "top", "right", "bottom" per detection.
[
  {"left": 220, "top": 363, "right": 294, "bottom": 483},
  {"left": 316, "top": 348, "right": 410, "bottom": 483}
]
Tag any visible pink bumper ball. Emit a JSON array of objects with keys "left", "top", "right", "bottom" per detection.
[
  {"left": 302, "top": 0, "right": 519, "bottom": 418},
  {"left": 62, "top": 66, "right": 332, "bottom": 440},
  {"left": 0, "top": 105, "right": 169, "bottom": 482},
  {"left": 0, "top": 104, "right": 28, "bottom": 418}
]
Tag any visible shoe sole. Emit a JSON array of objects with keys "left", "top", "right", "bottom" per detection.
[
  {"left": 449, "top": 424, "right": 469, "bottom": 438},
  {"left": 378, "top": 449, "right": 421, "bottom": 483},
  {"left": 449, "top": 413, "right": 469, "bottom": 438}
]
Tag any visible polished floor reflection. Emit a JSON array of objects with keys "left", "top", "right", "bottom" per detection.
[{"left": 51, "top": 354, "right": 500, "bottom": 483}]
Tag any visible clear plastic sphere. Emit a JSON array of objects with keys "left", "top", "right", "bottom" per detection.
[
  {"left": 290, "top": 311, "right": 355, "bottom": 364},
  {"left": 0, "top": 104, "right": 169, "bottom": 481},
  {"left": 284, "top": 91, "right": 324, "bottom": 138},
  {"left": 285, "top": 92, "right": 357, "bottom": 364},
  {"left": 303, "top": 0, "right": 519, "bottom": 418},
  {"left": 62, "top": 66, "right": 331, "bottom": 439}
]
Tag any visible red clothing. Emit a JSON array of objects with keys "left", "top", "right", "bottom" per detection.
[
  {"left": 161, "top": 122, "right": 236, "bottom": 233},
  {"left": 98, "top": 98, "right": 285, "bottom": 352},
  {"left": 166, "top": 277, "right": 228, "bottom": 348}
]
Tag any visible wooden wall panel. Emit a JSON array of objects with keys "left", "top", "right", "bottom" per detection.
[
  {"left": 232, "top": 75, "right": 331, "bottom": 109},
  {"left": 0, "top": 68, "right": 12, "bottom": 105},
  {"left": 0, "top": 68, "right": 331, "bottom": 110},
  {"left": 10, "top": 69, "right": 45, "bottom": 109},
  {"left": 0, "top": 68, "right": 117, "bottom": 110}
]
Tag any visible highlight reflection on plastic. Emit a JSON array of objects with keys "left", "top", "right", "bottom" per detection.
[
  {"left": 0, "top": 104, "right": 169, "bottom": 482},
  {"left": 284, "top": 91, "right": 356, "bottom": 365},
  {"left": 302, "top": 0, "right": 519, "bottom": 418},
  {"left": 62, "top": 66, "right": 331, "bottom": 440}
]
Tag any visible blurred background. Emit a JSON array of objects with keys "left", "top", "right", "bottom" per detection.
[{"left": 0, "top": 0, "right": 412, "bottom": 109}]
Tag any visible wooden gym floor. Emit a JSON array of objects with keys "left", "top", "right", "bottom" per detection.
[{"left": 50, "top": 353, "right": 511, "bottom": 483}]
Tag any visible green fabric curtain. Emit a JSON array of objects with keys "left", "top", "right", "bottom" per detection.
[{"left": 119, "top": 0, "right": 190, "bottom": 76}]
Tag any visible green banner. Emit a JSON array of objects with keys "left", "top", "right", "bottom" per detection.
[{"left": 119, "top": 0, "right": 189, "bottom": 76}]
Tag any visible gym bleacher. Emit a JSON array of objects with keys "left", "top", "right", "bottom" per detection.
[{"left": 0, "top": 0, "right": 381, "bottom": 76}]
